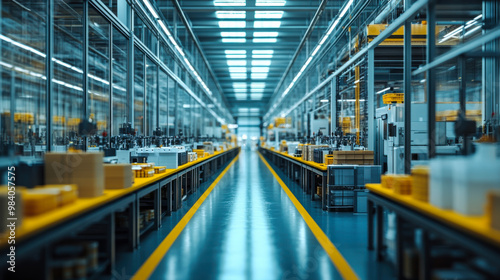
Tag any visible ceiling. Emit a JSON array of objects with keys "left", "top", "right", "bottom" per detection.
[{"left": 177, "top": 0, "right": 323, "bottom": 118}]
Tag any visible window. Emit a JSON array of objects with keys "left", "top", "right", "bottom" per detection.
[
  {"left": 146, "top": 57, "right": 158, "bottom": 135},
  {"left": 134, "top": 48, "right": 145, "bottom": 135},
  {"left": 112, "top": 28, "right": 129, "bottom": 135}
]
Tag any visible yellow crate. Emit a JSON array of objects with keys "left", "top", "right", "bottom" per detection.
[
  {"left": 411, "top": 166, "right": 429, "bottom": 202},
  {"left": 383, "top": 93, "right": 404, "bottom": 104},
  {"left": 393, "top": 175, "right": 412, "bottom": 195}
]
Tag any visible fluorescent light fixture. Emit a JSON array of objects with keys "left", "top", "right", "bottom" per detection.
[
  {"left": 225, "top": 50, "right": 246, "bottom": 54},
  {"left": 251, "top": 73, "right": 268, "bottom": 79},
  {"left": 254, "top": 21, "right": 281, "bottom": 28},
  {"left": 253, "top": 50, "right": 274, "bottom": 54},
  {"left": 250, "top": 94, "right": 264, "bottom": 100},
  {"left": 376, "top": 87, "right": 391, "bottom": 94},
  {"left": 142, "top": 0, "right": 159, "bottom": 19},
  {"left": 320, "top": 99, "right": 329, "bottom": 103},
  {"left": 251, "top": 82, "right": 266, "bottom": 88},
  {"left": 253, "top": 38, "right": 277, "bottom": 43},
  {"left": 253, "top": 32, "right": 279, "bottom": 37},
  {"left": 216, "top": 11, "right": 246, "bottom": 19},
  {"left": 252, "top": 54, "right": 273, "bottom": 58},
  {"left": 234, "top": 88, "right": 247, "bottom": 93},
  {"left": 250, "top": 88, "right": 265, "bottom": 93},
  {"left": 222, "top": 38, "right": 246, "bottom": 43},
  {"left": 230, "top": 73, "right": 247, "bottom": 79},
  {"left": 252, "top": 60, "right": 271, "bottom": 66},
  {"left": 229, "top": 67, "right": 247, "bottom": 72},
  {"left": 255, "top": 11, "right": 284, "bottom": 19},
  {"left": 235, "top": 93, "right": 247, "bottom": 100},
  {"left": 249, "top": 108, "right": 260, "bottom": 112},
  {"left": 226, "top": 54, "right": 246, "bottom": 58},
  {"left": 158, "top": 20, "right": 172, "bottom": 37},
  {"left": 256, "top": 0, "right": 286, "bottom": 6},
  {"left": 311, "top": 45, "right": 321, "bottom": 56},
  {"left": 219, "top": 21, "right": 246, "bottom": 28},
  {"left": 233, "top": 82, "right": 247, "bottom": 88},
  {"left": 238, "top": 108, "right": 249, "bottom": 112},
  {"left": 221, "top": 32, "right": 246, "bottom": 37},
  {"left": 227, "top": 60, "right": 247, "bottom": 66},
  {"left": 215, "top": 0, "right": 246, "bottom": 6},
  {"left": 251, "top": 67, "right": 269, "bottom": 72}
]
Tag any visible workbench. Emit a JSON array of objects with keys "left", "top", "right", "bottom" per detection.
[
  {"left": 0, "top": 147, "right": 239, "bottom": 278},
  {"left": 259, "top": 147, "right": 330, "bottom": 210},
  {"left": 366, "top": 183, "right": 500, "bottom": 279}
]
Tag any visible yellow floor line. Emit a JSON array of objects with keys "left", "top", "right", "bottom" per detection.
[
  {"left": 132, "top": 153, "right": 240, "bottom": 280},
  {"left": 258, "top": 152, "right": 359, "bottom": 280}
]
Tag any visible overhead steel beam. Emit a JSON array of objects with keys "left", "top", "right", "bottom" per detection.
[{"left": 180, "top": 6, "right": 322, "bottom": 12}]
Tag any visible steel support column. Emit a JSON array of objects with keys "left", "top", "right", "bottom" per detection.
[
  {"left": 427, "top": 1, "right": 437, "bottom": 159},
  {"left": 367, "top": 49, "right": 375, "bottom": 151},
  {"left": 404, "top": 5, "right": 412, "bottom": 174}
]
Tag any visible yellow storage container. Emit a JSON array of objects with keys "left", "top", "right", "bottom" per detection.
[
  {"left": 411, "top": 166, "right": 429, "bottom": 202},
  {"left": 381, "top": 174, "right": 396, "bottom": 189},
  {"left": 23, "top": 189, "right": 59, "bottom": 216},
  {"left": 154, "top": 166, "right": 166, "bottom": 174},
  {"left": 383, "top": 93, "right": 404, "bottom": 104},
  {"left": 393, "top": 175, "right": 412, "bottom": 195},
  {"left": 38, "top": 184, "right": 78, "bottom": 206}
]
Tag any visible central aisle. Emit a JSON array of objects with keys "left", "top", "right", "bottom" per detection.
[{"left": 150, "top": 148, "right": 341, "bottom": 279}]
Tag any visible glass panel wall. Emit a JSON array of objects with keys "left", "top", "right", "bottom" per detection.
[
  {"left": 52, "top": 0, "right": 83, "bottom": 149},
  {"left": 88, "top": 6, "right": 111, "bottom": 137},
  {"left": 159, "top": 70, "right": 169, "bottom": 135},
  {"left": 145, "top": 57, "right": 157, "bottom": 135},
  {"left": 168, "top": 77, "right": 176, "bottom": 136},
  {"left": 1, "top": 1, "right": 47, "bottom": 156},
  {"left": 112, "top": 28, "right": 128, "bottom": 135},
  {"left": 134, "top": 48, "right": 145, "bottom": 135}
]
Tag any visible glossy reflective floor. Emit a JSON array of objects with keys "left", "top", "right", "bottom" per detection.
[
  {"left": 114, "top": 148, "right": 395, "bottom": 280},
  {"left": 150, "top": 148, "right": 342, "bottom": 279}
]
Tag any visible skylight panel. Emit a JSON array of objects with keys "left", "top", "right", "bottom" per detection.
[
  {"left": 250, "top": 94, "right": 264, "bottom": 100},
  {"left": 230, "top": 73, "right": 247, "bottom": 79},
  {"left": 253, "top": 50, "right": 274, "bottom": 54},
  {"left": 251, "top": 67, "right": 269, "bottom": 72},
  {"left": 254, "top": 21, "right": 281, "bottom": 28},
  {"left": 225, "top": 50, "right": 246, "bottom": 54},
  {"left": 251, "top": 73, "right": 268, "bottom": 79},
  {"left": 219, "top": 21, "right": 246, "bottom": 28},
  {"left": 235, "top": 93, "right": 247, "bottom": 100},
  {"left": 251, "top": 82, "right": 266, "bottom": 88},
  {"left": 252, "top": 54, "right": 272, "bottom": 58},
  {"left": 216, "top": 11, "right": 246, "bottom": 19},
  {"left": 226, "top": 54, "right": 246, "bottom": 59},
  {"left": 252, "top": 60, "right": 271, "bottom": 66},
  {"left": 229, "top": 67, "right": 247, "bottom": 72},
  {"left": 256, "top": 0, "right": 286, "bottom": 6},
  {"left": 253, "top": 38, "right": 277, "bottom": 43},
  {"left": 215, "top": 0, "right": 246, "bottom": 6},
  {"left": 254, "top": 32, "right": 279, "bottom": 37},
  {"left": 255, "top": 11, "right": 284, "bottom": 19},
  {"left": 221, "top": 32, "right": 246, "bottom": 37},
  {"left": 227, "top": 60, "right": 247, "bottom": 66},
  {"left": 222, "top": 38, "right": 246, "bottom": 43}
]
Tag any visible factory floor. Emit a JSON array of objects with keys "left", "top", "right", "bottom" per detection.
[{"left": 115, "top": 148, "right": 395, "bottom": 280}]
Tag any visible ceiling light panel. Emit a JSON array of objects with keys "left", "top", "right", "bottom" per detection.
[
  {"left": 251, "top": 82, "right": 266, "bottom": 88},
  {"left": 230, "top": 73, "right": 247, "bottom": 79},
  {"left": 226, "top": 50, "right": 246, "bottom": 54},
  {"left": 215, "top": 0, "right": 246, "bottom": 6},
  {"left": 251, "top": 67, "right": 269, "bottom": 72},
  {"left": 255, "top": 11, "right": 284, "bottom": 19},
  {"left": 229, "top": 67, "right": 247, "bottom": 72},
  {"left": 223, "top": 38, "right": 246, "bottom": 43},
  {"left": 233, "top": 88, "right": 247, "bottom": 93},
  {"left": 253, "top": 32, "right": 279, "bottom": 37},
  {"left": 233, "top": 83, "right": 247, "bottom": 88},
  {"left": 253, "top": 38, "right": 277, "bottom": 43},
  {"left": 252, "top": 54, "right": 273, "bottom": 59},
  {"left": 250, "top": 94, "right": 264, "bottom": 100},
  {"left": 219, "top": 21, "right": 246, "bottom": 28},
  {"left": 251, "top": 73, "right": 268, "bottom": 79},
  {"left": 226, "top": 54, "right": 246, "bottom": 58},
  {"left": 216, "top": 11, "right": 246, "bottom": 19},
  {"left": 227, "top": 60, "right": 247, "bottom": 66},
  {"left": 253, "top": 50, "right": 274, "bottom": 54},
  {"left": 254, "top": 21, "right": 281, "bottom": 28},
  {"left": 256, "top": 0, "right": 286, "bottom": 6},
  {"left": 221, "top": 32, "right": 246, "bottom": 37},
  {"left": 252, "top": 60, "right": 271, "bottom": 66},
  {"left": 235, "top": 93, "right": 247, "bottom": 100}
]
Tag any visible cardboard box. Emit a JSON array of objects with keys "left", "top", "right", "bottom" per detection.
[
  {"left": 354, "top": 154, "right": 364, "bottom": 160},
  {"left": 104, "top": 164, "right": 133, "bottom": 189},
  {"left": 38, "top": 184, "right": 78, "bottom": 206},
  {"left": 45, "top": 152, "right": 104, "bottom": 198}
]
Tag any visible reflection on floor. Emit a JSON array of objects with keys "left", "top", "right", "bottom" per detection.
[{"left": 115, "top": 148, "right": 395, "bottom": 279}]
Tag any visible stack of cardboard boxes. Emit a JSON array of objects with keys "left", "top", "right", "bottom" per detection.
[{"left": 330, "top": 151, "right": 374, "bottom": 165}]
